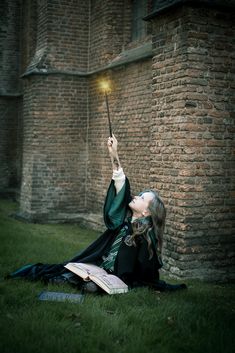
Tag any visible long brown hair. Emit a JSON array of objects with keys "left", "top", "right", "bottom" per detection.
[
  {"left": 147, "top": 190, "right": 166, "bottom": 254},
  {"left": 130, "top": 190, "right": 166, "bottom": 259}
]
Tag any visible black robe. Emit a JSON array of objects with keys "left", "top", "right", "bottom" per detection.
[{"left": 9, "top": 178, "right": 185, "bottom": 291}]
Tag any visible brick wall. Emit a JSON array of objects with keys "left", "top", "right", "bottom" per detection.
[
  {"left": 151, "top": 5, "right": 235, "bottom": 280},
  {"left": 86, "top": 59, "right": 152, "bottom": 211},
  {"left": 0, "top": 0, "right": 20, "bottom": 92},
  {"left": 22, "top": 0, "right": 89, "bottom": 74},
  {"left": 20, "top": 75, "right": 88, "bottom": 219},
  {"left": 45, "top": 0, "right": 89, "bottom": 71},
  {"left": 0, "top": 98, "right": 22, "bottom": 189},
  {"left": 89, "top": 0, "right": 131, "bottom": 71},
  {"left": 0, "top": 0, "right": 22, "bottom": 190},
  {"left": 88, "top": 0, "right": 153, "bottom": 71},
  {"left": 20, "top": 0, "right": 37, "bottom": 73},
  {"left": 19, "top": 0, "right": 90, "bottom": 219},
  {"left": 1, "top": 0, "right": 234, "bottom": 281}
]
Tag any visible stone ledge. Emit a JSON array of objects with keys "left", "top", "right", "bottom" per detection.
[
  {"left": 21, "top": 42, "right": 153, "bottom": 78},
  {"left": 0, "top": 91, "right": 22, "bottom": 97}
]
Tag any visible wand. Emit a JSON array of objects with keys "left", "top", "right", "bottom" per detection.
[
  {"left": 105, "top": 90, "right": 112, "bottom": 137},
  {"left": 101, "top": 81, "right": 112, "bottom": 137}
]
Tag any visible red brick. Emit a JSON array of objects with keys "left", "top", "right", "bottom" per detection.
[{"left": 1, "top": 0, "right": 234, "bottom": 282}]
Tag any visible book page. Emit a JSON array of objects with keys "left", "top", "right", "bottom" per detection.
[
  {"left": 65, "top": 263, "right": 128, "bottom": 295},
  {"left": 64, "top": 263, "right": 107, "bottom": 280},
  {"left": 90, "top": 273, "right": 128, "bottom": 295}
]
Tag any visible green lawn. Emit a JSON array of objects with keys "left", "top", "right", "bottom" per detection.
[{"left": 0, "top": 198, "right": 234, "bottom": 353}]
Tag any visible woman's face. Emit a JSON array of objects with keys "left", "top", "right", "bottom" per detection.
[{"left": 128, "top": 192, "right": 154, "bottom": 216}]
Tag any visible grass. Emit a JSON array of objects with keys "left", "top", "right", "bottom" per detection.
[{"left": 0, "top": 198, "right": 234, "bottom": 353}]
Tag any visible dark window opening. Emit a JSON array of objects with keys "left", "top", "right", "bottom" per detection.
[{"left": 131, "top": 0, "right": 148, "bottom": 41}]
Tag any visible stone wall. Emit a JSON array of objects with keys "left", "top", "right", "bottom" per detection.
[
  {"left": 19, "top": 0, "right": 90, "bottom": 220},
  {"left": 0, "top": 0, "right": 22, "bottom": 190},
  {"left": 20, "top": 75, "right": 88, "bottom": 219},
  {"left": 150, "top": 4, "right": 235, "bottom": 280},
  {"left": 20, "top": 0, "right": 37, "bottom": 73},
  {"left": 0, "top": 98, "right": 22, "bottom": 189},
  {"left": 86, "top": 59, "right": 152, "bottom": 212},
  {"left": 0, "top": 0, "right": 234, "bottom": 281}
]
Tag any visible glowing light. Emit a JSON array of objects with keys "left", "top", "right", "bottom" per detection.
[
  {"left": 100, "top": 80, "right": 111, "bottom": 93},
  {"left": 99, "top": 80, "right": 112, "bottom": 136}
]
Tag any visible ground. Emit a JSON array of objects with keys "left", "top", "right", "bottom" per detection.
[{"left": 0, "top": 198, "right": 234, "bottom": 353}]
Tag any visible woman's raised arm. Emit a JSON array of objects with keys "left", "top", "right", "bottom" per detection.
[{"left": 107, "top": 135, "right": 125, "bottom": 194}]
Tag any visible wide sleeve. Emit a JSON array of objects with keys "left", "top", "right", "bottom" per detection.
[{"left": 103, "top": 177, "right": 132, "bottom": 230}]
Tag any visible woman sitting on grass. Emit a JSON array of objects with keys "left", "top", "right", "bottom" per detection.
[{"left": 9, "top": 135, "right": 186, "bottom": 293}]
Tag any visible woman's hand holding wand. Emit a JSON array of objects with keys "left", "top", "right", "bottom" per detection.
[{"left": 107, "top": 134, "right": 121, "bottom": 171}]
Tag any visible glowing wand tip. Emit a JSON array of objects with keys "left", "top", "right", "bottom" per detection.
[
  {"left": 99, "top": 80, "right": 112, "bottom": 137},
  {"left": 100, "top": 80, "right": 111, "bottom": 93}
]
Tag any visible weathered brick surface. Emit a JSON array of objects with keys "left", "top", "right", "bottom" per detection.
[
  {"left": 22, "top": 0, "right": 89, "bottom": 74},
  {"left": 86, "top": 60, "right": 152, "bottom": 211},
  {"left": 0, "top": 0, "right": 22, "bottom": 190},
  {"left": 0, "top": 98, "right": 22, "bottom": 188},
  {"left": 89, "top": 0, "right": 131, "bottom": 70},
  {"left": 20, "top": 75, "right": 88, "bottom": 218},
  {"left": 0, "top": 0, "right": 20, "bottom": 93},
  {"left": 20, "top": 0, "right": 37, "bottom": 73},
  {"left": 18, "top": 0, "right": 90, "bottom": 217},
  {"left": 1, "top": 0, "right": 234, "bottom": 281},
  {"left": 151, "top": 6, "right": 235, "bottom": 280},
  {"left": 45, "top": 0, "right": 89, "bottom": 71}
]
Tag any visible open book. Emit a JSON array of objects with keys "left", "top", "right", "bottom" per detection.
[{"left": 64, "top": 263, "right": 128, "bottom": 295}]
